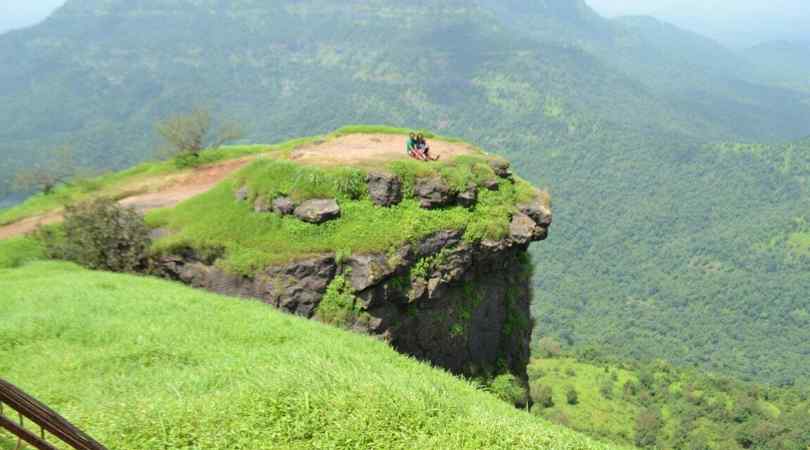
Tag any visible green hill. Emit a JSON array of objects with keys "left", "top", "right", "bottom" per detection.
[
  {"left": 525, "top": 355, "right": 810, "bottom": 449},
  {"left": 0, "top": 260, "right": 623, "bottom": 450}
]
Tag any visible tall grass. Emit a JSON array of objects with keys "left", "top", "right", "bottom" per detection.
[{"left": 0, "top": 262, "right": 623, "bottom": 450}]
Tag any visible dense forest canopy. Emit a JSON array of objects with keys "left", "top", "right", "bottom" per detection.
[{"left": 1, "top": 0, "right": 809, "bottom": 386}]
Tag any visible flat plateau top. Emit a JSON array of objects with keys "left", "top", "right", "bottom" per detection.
[{"left": 289, "top": 133, "right": 479, "bottom": 166}]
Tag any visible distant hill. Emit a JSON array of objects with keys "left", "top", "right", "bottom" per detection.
[{"left": 745, "top": 41, "right": 810, "bottom": 92}]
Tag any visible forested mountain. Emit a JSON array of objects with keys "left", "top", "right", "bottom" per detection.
[
  {"left": 745, "top": 41, "right": 810, "bottom": 93},
  {"left": 2, "top": 0, "right": 810, "bottom": 386},
  {"left": 480, "top": 1, "right": 810, "bottom": 141}
]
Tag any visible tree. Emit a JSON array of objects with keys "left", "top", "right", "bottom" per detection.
[
  {"left": 14, "top": 146, "right": 78, "bottom": 195},
  {"left": 532, "top": 384, "right": 555, "bottom": 409},
  {"left": 537, "top": 336, "right": 562, "bottom": 358},
  {"left": 156, "top": 107, "right": 242, "bottom": 160},
  {"left": 600, "top": 378, "right": 615, "bottom": 399},
  {"left": 566, "top": 386, "right": 579, "bottom": 405},
  {"left": 635, "top": 407, "right": 663, "bottom": 448}
]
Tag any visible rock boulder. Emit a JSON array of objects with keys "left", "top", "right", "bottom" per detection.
[
  {"left": 489, "top": 159, "right": 512, "bottom": 178},
  {"left": 366, "top": 172, "right": 403, "bottom": 207},
  {"left": 272, "top": 197, "right": 296, "bottom": 215},
  {"left": 234, "top": 186, "right": 249, "bottom": 202},
  {"left": 413, "top": 177, "right": 453, "bottom": 209},
  {"left": 294, "top": 199, "right": 341, "bottom": 223}
]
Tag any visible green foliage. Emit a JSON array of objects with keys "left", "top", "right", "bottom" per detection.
[
  {"left": 0, "top": 262, "right": 623, "bottom": 450},
  {"left": 316, "top": 275, "right": 358, "bottom": 327},
  {"left": 489, "top": 374, "right": 528, "bottom": 406},
  {"left": 528, "top": 356, "right": 810, "bottom": 449},
  {"left": 0, "top": 237, "right": 44, "bottom": 269},
  {"left": 599, "top": 379, "right": 615, "bottom": 400},
  {"left": 537, "top": 336, "right": 562, "bottom": 358},
  {"left": 533, "top": 384, "right": 555, "bottom": 409},
  {"left": 156, "top": 107, "right": 242, "bottom": 158},
  {"left": 567, "top": 387, "right": 580, "bottom": 405},
  {"left": 334, "top": 167, "right": 368, "bottom": 200},
  {"left": 39, "top": 198, "right": 151, "bottom": 273},
  {"left": 634, "top": 407, "right": 662, "bottom": 448},
  {"left": 411, "top": 248, "right": 452, "bottom": 281}
]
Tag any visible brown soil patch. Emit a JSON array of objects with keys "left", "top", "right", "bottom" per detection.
[
  {"left": 290, "top": 134, "right": 477, "bottom": 166},
  {"left": 0, "top": 158, "right": 251, "bottom": 240}
]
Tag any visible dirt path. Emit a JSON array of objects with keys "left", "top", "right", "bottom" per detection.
[
  {"left": 290, "top": 134, "right": 477, "bottom": 166},
  {"left": 0, "top": 158, "right": 251, "bottom": 240},
  {"left": 0, "top": 134, "right": 479, "bottom": 241}
]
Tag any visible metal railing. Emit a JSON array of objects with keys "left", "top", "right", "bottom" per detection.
[{"left": 0, "top": 379, "right": 107, "bottom": 450}]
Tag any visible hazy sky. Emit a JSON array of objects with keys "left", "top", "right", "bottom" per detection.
[
  {"left": 586, "top": 0, "right": 810, "bottom": 47},
  {"left": 0, "top": 0, "right": 65, "bottom": 33},
  {"left": 0, "top": 0, "right": 808, "bottom": 48}
]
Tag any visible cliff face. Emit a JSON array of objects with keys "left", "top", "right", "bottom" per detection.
[{"left": 155, "top": 205, "right": 550, "bottom": 394}]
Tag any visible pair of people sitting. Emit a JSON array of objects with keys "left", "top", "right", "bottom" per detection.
[{"left": 407, "top": 132, "right": 439, "bottom": 161}]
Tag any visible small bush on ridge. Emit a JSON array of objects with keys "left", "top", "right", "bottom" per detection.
[{"left": 38, "top": 197, "right": 151, "bottom": 272}]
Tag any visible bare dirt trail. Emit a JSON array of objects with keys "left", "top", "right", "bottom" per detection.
[
  {"left": 0, "top": 134, "right": 478, "bottom": 241},
  {"left": 290, "top": 134, "right": 477, "bottom": 166},
  {"left": 0, "top": 158, "right": 252, "bottom": 240}
]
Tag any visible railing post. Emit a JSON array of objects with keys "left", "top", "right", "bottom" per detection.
[{"left": 0, "top": 379, "right": 107, "bottom": 450}]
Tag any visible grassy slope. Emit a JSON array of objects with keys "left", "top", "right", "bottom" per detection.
[
  {"left": 0, "top": 262, "right": 621, "bottom": 450},
  {"left": 528, "top": 358, "right": 639, "bottom": 444}
]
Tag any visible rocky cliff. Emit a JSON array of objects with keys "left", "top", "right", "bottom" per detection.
[{"left": 149, "top": 132, "right": 551, "bottom": 399}]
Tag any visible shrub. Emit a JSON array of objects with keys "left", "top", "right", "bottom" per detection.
[
  {"left": 600, "top": 379, "right": 615, "bottom": 399},
  {"left": 316, "top": 275, "right": 358, "bottom": 327},
  {"left": 634, "top": 407, "right": 663, "bottom": 448},
  {"left": 537, "top": 336, "right": 562, "bottom": 358},
  {"left": 334, "top": 168, "right": 368, "bottom": 200},
  {"left": 566, "top": 386, "right": 579, "bottom": 405},
  {"left": 38, "top": 198, "right": 151, "bottom": 272},
  {"left": 0, "top": 237, "right": 45, "bottom": 269},
  {"left": 532, "top": 384, "right": 554, "bottom": 409},
  {"left": 489, "top": 374, "right": 527, "bottom": 406}
]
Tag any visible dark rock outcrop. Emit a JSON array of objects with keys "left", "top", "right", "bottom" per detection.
[
  {"left": 489, "top": 159, "right": 513, "bottom": 178},
  {"left": 272, "top": 197, "right": 296, "bottom": 215},
  {"left": 254, "top": 196, "right": 271, "bottom": 213},
  {"left": 457, "top": 185, "right": 478, "bottom": 208},
  {"left": 234, "top": 186, "right": 249, "bottom": 202},
  {"left": 518, "top": 200, "right": 553, "bottom": 227},
  {"left": 155, "top": 255, "right": 337, "bottom": 317},
  {"left": 510, "top": 212, "right": 547, "bottom": 243},
  {"left": 294, "top": 199, "right": 340, "bottom": 223},
  {"left": 413, "top": 177, "right": 454, "bottom": 209},
  {"left": 483, "top": 179, "right": 500, "bottom": 191},
  {"left": 366, "top": 172, "right": 403, "bottom": 207}
]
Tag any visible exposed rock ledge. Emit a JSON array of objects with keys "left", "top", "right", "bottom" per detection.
[{"left": 154, "top": 204, "right": 550, "bottom": 400}]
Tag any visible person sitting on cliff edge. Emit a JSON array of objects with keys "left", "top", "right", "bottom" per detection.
[
  {"left": 416, "top": 133, "right": 439, "bottom": 161},
  {"left": 406, "top": 132, "right": 438, "bottom": 161},
  {"left": 406, "top": 132, "right": 426, "bottom": 160}
]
